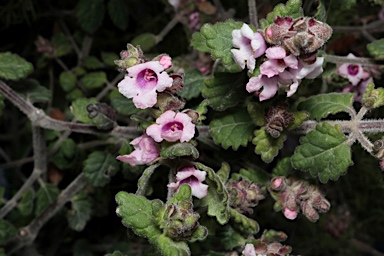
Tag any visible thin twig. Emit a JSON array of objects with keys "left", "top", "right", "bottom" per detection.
[
  {"left": 349, "top": 238, "right": 384, "bottom": 256},
  {"left": 156, "top": 15, "right": 180, "bottom": 43},
  {"left": 323, "top": 54, "right": 379, "bottom": 68},
  {"left": 248, "top": 0, "right": 258, "bottom": 29}
]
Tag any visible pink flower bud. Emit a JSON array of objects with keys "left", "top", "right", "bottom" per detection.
[{"left": 283, "top": 208, "right": 298, "bottom": 220}]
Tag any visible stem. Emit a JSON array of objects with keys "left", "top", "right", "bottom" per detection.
[
  {"left": 349, "top": 238, "right": 384, "bottom": 256},
  {"left": 156, "top": 15, "right": 180, "bottom": 43},
  {"left": 248, "top": 0, "right": 258, "bottom": 29},
  {"left": 167, "top": 166, "right": 176, "bottom": 201},
  {"left": 323, "top": 54, "right": 379, "bottom": 68}
]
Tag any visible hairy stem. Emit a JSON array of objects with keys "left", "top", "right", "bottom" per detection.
[
  {"left": 156, "top": 15, "right": 180, "bottom": 43},
  {"left": 248, "top": 0, "right": 258, "bottom": 29},
  {"left": 323, "top": 54, "right": 379, "bottom": 68}
]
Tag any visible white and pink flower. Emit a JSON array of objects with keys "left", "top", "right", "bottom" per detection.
[
  {"left": 260, "top": 46, "right": 298, "bottom": 78},
  {"left": 337, "top": 53, "right": 368, "bottom": 86},
  {"left": 116, "top": 134, "right": 160, "bottom": 166},
  {"left": 117, "top": 61, "right": 173, "bottom": 109},
  {"left": 242, "top": 244, "right": 256, "bottom": 256},
  {"left": 167, "top": 166, "right": 208, "bottom": 199},
  {"left": 231, "top": 24, "right": 267, "bottom": 73},
  {"left": 146, "top": 110, "right": 195, "bottom": 143}
]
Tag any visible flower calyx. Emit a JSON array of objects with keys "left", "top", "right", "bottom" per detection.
[{"left": 265, "top": 102, "right": 294, "bottom": 138}]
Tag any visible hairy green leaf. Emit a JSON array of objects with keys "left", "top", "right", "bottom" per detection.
[
  {"left": 259, "top": 0, "right": 303, "bottom": 29},
  {"left": 60, "top": 71, "right": 77, "bottom": 92},
  {"left": 108, "top": 0, "right": 129, "bottom": 30},
  {"left": 367, "top": 39, "right": 384, "bottom": 59},
  {"left": 76, "top": 0, "right": 105, "bottom": 34},
  {"left": 190, "top": 32, "right": 210, "bottom": 53},
  {"left": 0, "top": 52, "right": 33, "bottom": 80},
  {"left": 178, "top": 69, "right": 205, "bottom": 100},
  {"left": 35, "top": 183, "right": 60, "bottom": 216},
  {"left": 272, "top": 157, "right": 293, "bottom": 177},
  {"left": 154, "top": 234, "right": 190, "bottom": 256},
  {"left": 229, "top": 208, "right": 259, "bottom": 235},
  {"left": 71, "top": 97, "right": 98, "bottom": 123},
  {"left": 292, "top": 122, "right": 352, "bottom": 183},
  {"left": 80, "top": 72, "right": 106, "bottom": 90},
  {"left": 18, "top": 189, "right": 34, "bottom": 216},
  {"left": 253, "top": 127, "right": 286, "bottom": 163},
  {"left": 363, "top": 82, "right": 384, "bottom": 109},
  {"left": 247, "top": 101, "right": 266, "bottom": 127},
  {"left": 161, "top": 143, "right": 199, "bottom": 159},
  {"left": 67, "top": 192, "right": 92, "bottom": 231},
  {"left": 194, "top": 162, "right": 230, "bottom": 225},
  {"left": 0, "top": 219, "right": 17, "bottom": 245},
  {"left": 210, "top": 109, "right": 255, "bottom": 150},
  {"left": 286, "top": 111, "right": 309, "bottom": 130},
  {"left": 297, "top": 93, "right": 354, "bottom": 120},
  {"left": 203, "top": 72, "right": 247, "bottom": 111},
  {"left": 83, "top": 151, "right": 120, "bottom": 187},
  {"left": 216, "top": 225, "right": 246, "bottom": 250}
]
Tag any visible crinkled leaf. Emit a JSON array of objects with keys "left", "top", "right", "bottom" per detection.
[
  {"left": 35, "top": 183, "right": 60, "bottom": 216},
  {"left": 108, "top": 0, "right": 129, "bottom": 30},
  {"left": 101, "top": 52, "right": 119, "bottom": 66},
  {"left": 195, "top": 99, "right": 209, "bottom": 123},
  {"left": 253, "top": 127, "right": 287, "bottom": 163},
  {"left": 168, "top": 184, "right": 192, "bottom": 205},
  {"left": 17, "top": 189, "right": 34, "bottom": 216},
  {"left": 291, "top": 122, "right": 352, "bottom": 183},
  {"left": 0, "top": 219, "right": 17, "bottom": 245},
  {"left": 67, "top": 192, "right": 92, "bottom": 231},
  {"left": 60, "top": 71, "right": 77, "bottom": 92},
  {"left": 109, "top": 89, "right": 141, "bottom": 116},
  {"left": 247, "top": 101, "right": 266, "bottom": 126},
  {"left": 0, "top": 52, "right": 33, "bottom": 80},
  {"left": 216, "top": 162, "right": 230, "bottom": 184},
  {"left": 260, "top": 0, "right": 303, "bottom": 29},
  {"left": 367, "top": 39, "right": 384, "bottom": 59},
  {"left": 194, "top": 162, "right": 230, "bottom": 225},
  {"left": 161, "top": 143, "right": 199, "bottom": 159},
  {"left": 80, "top": 72, "right": 106, "bottom": 90},
  {"left": 195, "top": 19, "right": 242, "bottom": 66},
  {"left": 52, "top": 33, "right": 72, "bottom": 57},
  {"left": 178, "top": 69, "right": 204, "bottom": 100},
  {"left": 210, "top": 109, "right": 256, "bottom": 150},
  {"left": 216, "top": 225, "right": 246, "bottom": 250},
  {"left": 76, "top": 0, "right": 105, "bottom": 34},
  {"left": 229, "top": 208, "right": 259, "bottom": 235},
  {"left": 51, "top": 138, "right": 78, "bottom": 169},
  {"left": 83, "top": 56, "right": 103, "bottom": 69},
  {"left": 203, "top": 72, "right": 247, "bottom": 111},
  {"left": 131, "top": 33, "right": 157, "bottom": 52},
  {"left": 154, "top": 234, "right": 190, "bottom": 256},
  {"left": 83, "top": 151, "right": 120, "bottom": 187},
  {"left": 190, "top": 32, "right": 210, "bottom": 53},
  {"left": 71, "top": 97, "right": 98, "bottom": 124},
  {"left": 286, "top": 111, "right": 309, "bottom": 130},
  {"left": 297, "top": 93, "right": 354, "bottom": 121},
  {"left": 362, "top": 82, "right": 384, "bottom": 109},
  {"left": 272, "top": 157, "right": 293, "bottom": 177}
]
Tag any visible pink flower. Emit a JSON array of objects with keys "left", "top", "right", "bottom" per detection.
[
  {"left": 246, "top": 75, "right": 279, "bottom": 101},
  {"left": 159, "top": 55, "right": 172, "bottom": 69},
  {"left": 342, "top": 77, "right": 372, "bottom": 102},
  {"left": 231, "top": 24, "right": 267, "bottom": 73},
  {"left": 260, "top": 46, "right": 298, "bottom": 78},
  {"left": 283, "top": 208, "right": 298, "bottom": 220},
  {"left": 337, "top": 54, "right": 367, "bottom": 86},
  {"left": 116, "top": 134, "right": 159, "bottom": 166},
  {"left": 167, "top": 166, "right": 208, "bottom": 199},
  {"left": 242, "top": 244, "right": 256, "bottom": 256},
  {"left": 146, "top": 110, "right": 195, "bottom": 143},
  {"left": 117, "top": 61, "right": 173, "bottom": 109}
]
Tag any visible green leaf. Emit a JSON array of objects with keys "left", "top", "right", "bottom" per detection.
[
  {"left": 203, "top": 72, "right": 247, "bottom": 111},
  {"left": 76, "top": 0, "right": 105, "bottom": 34},
  {"left": 297, "top": 93, "right": 354, "bottom": 121},
  {"left": 80, "top": 72, "right": 106, "bottom": 90},
  {"left": 161, "top": 143, "right": 199, "bottom": 159},
  {"left": 66, "top": 88, "right": 84, "bottom": 101},
  {"left": 60, "top": 71, "right": 77, "bottom": 92},
  {"left": 136, "top": 164, "right": 161, "bottom": 196},
  {"left": 108, "top": 0, "right": 129, "bottom": 30},
  {"left": 247, "top": 101, "right": 266, "bottom": 126},
  {"left": 253, "top": 127, "right": 286, "bottom": 163},
  {"left": 131, "top": 33, "right": 157, "bottom": 52},
  {"left": 367, "top": 39, "right": 384, "bottom": 59},
  {"left": 71, "top": 97, "right": 98, "bottom": 123},
  {"left": 101, "top": 52, "right": 120, "bottom": 66},
  {"left": 154, "top": 234, "right": 190, "bottom": 256},
  {"left": 190, "top": 32, "right": 210, "bottom": 53},
  {"left": 0, "top": 219, "right": 17, "bottom": 245},
  {"left": 362, "top": 82, "right": 384, "bottom": 109},
  {"left": 286, "top": 111, "right": 309, "bottom": 130},
  {"left": 178, "top": 69, "right": 204, "bottom": 100},
  {"left": 17, "top": 189, "right": 34, "bottom": 216},
  {"left": 272, "top": 157, "right": 293, "bottom": 177},
  {"left": 67, "top": 192, "right": 92, "bottom": 231},
  {"left": 0, "top": 52, "right": 33, "bottom": 80},
  {"left": 82, "top": 56, "right": 103, "bottom": 69},
  {"left": 216, "top": 225, "right": 246, "bottom": 250},
  {"left": 109, "top": 89, "right": 141, "bottom": 116},
  {"left": 195, "top": 99, "right": 209, "bottom": 123},
  {"left": 210, "top": 109, "right": 256, "bottom": 150},
  {"left": 13, "top": 79, "right": 50, "bottom": 103},
  {"left": 216, "top": 162, "right": 231, "bottom": 184},
  {"left": 83, "top": 151, "right": 120, "bottom": 187},
  {"left": 35, "top": 183, "right": 60, "bottom": 216},
  {"left": 259, "top": 0, "right": 303, "bottom": 29},
  {"left": 229, "top": 208, "right": 259, "bottom": 235},
  {"left": 291, "top": 122, "right": 353, "bottom": 183},
  {"left": 315, "top": 0, "right": 332, "bottom": 22},
  {"left": 198, "top": 20, "right": 242, "bottom": 66},
  {"left": 168, "top": 184, "right": 192, "bottom": 205},
  {"left": 232, "top": 168, "right": 269, "bottom": 185},
  {"left": 194, "top": 162, "right": 230, "bottom": 225},
  {"left": 51, "top": 138, "right": 78, "bottom": 169},
  {"left": 52, "top": 33, "right": 72, "bottom": 57}
]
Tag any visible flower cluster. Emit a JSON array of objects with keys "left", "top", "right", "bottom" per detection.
[
  {"left": 269, "top": 177, "right": 331, "bottom": 222},
  {"left": 338, "top": 53, "right": 373, "bottom": 102},
  {"left": 168, "top": 166, "right": 208, "bottom": 199},
  {"left": 231, "top": 16, "right": 332, "bottom": 101},
  {"left": 242, "top": 229, "right": 292, "bottom": 256}
]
